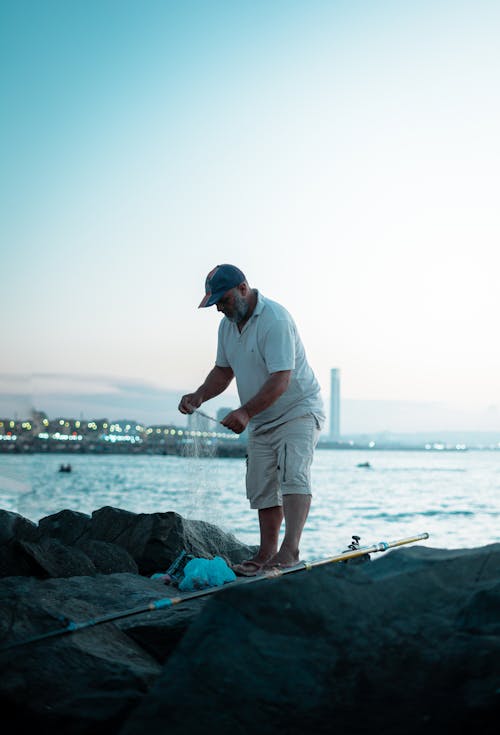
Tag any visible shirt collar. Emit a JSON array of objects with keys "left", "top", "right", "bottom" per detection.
[{"left": 252, "top": 289, "right": 265, "bottom": 317}]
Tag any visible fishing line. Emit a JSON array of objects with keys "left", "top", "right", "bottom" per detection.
[
  {"left": 181, "top": 407, "right": 221, "bottom": 518},
  {"left": 192, "top": 408, "right": 221, "bottom": 424}
]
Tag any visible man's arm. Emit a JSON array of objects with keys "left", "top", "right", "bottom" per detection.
[
  {"left": 178, "top": 365, "right": 234, "bottom": 414},
  {"left": 221, "top": 370, "right": 291, "bottom": 434}
]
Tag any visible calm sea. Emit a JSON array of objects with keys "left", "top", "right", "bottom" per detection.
[{"left": 0, "top": 449, "right": 498, "bottom": 560}]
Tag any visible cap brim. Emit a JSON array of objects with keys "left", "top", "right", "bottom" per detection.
[{"left": 198, "top": 291, "right": 221, "bottom": 308}]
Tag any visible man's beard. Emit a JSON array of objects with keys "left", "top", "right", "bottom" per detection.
[{"left": 226, "top": 293, "right": 249, "bottom": 323}]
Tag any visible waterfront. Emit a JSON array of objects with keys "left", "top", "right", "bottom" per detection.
[
  {"left": 1, "top": 449, "right": 498, "bottom": 560},
  {"left": 3, "top": 411, "right": 499, "bottom": 456}
]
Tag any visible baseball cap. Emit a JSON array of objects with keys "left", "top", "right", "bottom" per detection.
[{"left": 198, "top": 264, "right": 247, "bottom": 308}]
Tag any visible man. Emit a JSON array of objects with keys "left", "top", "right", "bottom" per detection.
[{"left": 178, "top": 264, "right": 325, "bottom": 576}]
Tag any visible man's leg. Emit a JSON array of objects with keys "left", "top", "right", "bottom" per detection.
[
  {"left": 232, "top": 506, "right": 282, "bottom": 572},
  {"left": 281, "top": 493, "right": 311, "bottom": 561},
  {"left": 265, "top": 494, "right": 311, "bottom": 567},
  {"left": 242, "top": 416, "right": 318, "bottom": 569},
  {"left": 243, "top": 430, "right": 282, "bottom": 565},
  {"left": 254, "top": 505, "right": 284, "bottom": 563},
  {"left": 263, "top": 415, "right": 319, "bottom": 568}
]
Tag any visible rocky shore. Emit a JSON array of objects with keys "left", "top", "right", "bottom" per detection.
[{"left": 0, "top": 505, "right": 498, "bottom": 734}]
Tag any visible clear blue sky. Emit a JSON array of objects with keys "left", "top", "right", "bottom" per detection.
[{"left": 1, "top": 0, "right": 499, "bottom": 430}]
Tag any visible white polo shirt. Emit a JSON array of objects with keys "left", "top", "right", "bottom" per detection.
[{"left": 215, "top": 291, "right": 325, "bottom": 434}]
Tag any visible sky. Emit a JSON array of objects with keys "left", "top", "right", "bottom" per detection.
[{"left": 1, "top": 0, "right": 499, "bottom": 434}]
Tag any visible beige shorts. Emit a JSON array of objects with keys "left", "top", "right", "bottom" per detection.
[{"left": 245, "top": 414, "right": 321, "bottom": 510}]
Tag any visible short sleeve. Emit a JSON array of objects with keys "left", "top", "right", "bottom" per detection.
[
  {"left": 216, "top": 321, "right": 230, "bottom": 367},
  {"left": 263, "top": 319, "right": 296, "bottom": 373}
]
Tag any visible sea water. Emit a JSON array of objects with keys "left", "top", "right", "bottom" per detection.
[{"left": 0, "top": 449, "right": 498, "bottom": 560}]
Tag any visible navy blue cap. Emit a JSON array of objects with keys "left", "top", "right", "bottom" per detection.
[{"left": 198, "top": 264, "right": 246, "bottom": 308}]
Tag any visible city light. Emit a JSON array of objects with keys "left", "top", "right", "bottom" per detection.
[{"left": 0, "top": 411, "right": 244, "bottom": 454}]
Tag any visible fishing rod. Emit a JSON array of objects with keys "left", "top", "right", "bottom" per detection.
[{"left": 0, "top": 532, "right": 429, "bottom": 652}]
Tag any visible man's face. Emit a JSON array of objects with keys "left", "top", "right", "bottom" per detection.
[{"left": 216, "top": 287, "right": 249, "bottom": 323}]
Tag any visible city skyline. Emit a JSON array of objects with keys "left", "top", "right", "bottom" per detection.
[
  {"left": 0, "top": 371, "right": 498, "bottom": 441},
  {"left": 2, "top": 402, "right": 499, "bottom": 453},
  {"left": 2, "top": 1, "right": 499, "bottom": 425}
]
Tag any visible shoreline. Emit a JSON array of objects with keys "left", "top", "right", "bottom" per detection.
[{"left": 2, "top": 443, "right": 499, "bottom": 456}]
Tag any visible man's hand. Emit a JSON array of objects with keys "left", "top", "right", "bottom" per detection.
[
  {"left": 178, "top": 392, "right": 203, "bottom": 414},
  {"left": 221, "top": 407, "right": 250, "bottom": 434},
  {"left": 178, "top": 367, "right": 234, "bottom": 416}
]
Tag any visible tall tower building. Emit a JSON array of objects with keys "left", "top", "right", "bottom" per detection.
[{"left": 330, "top": 368, "right": 341, "bottom": 441}]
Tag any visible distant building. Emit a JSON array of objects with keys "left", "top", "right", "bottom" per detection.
[
  {"left": 30, "top": 410, "right": 49, "bottom": 433},
  {"left": 330, "top": 368, "right": 341, "bottom": 441},
  {"left": 187, "top": 412, "right": 210, "bottom": 432}
]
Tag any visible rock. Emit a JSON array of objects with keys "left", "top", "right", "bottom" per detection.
[
  {"left": 0, "top": 509, "right": 42, "bottom": 576},
  {"left": 1, "top": 507, "right": 498, "bottom": 735},
  {"left": 84, "top": 506, "right": 257, "bottom": 575},
  {"left": 0, "top": 506, "right": 257, "bottom": 579},
  {"left": 121, "top": 598, "right": 209, "bottom": 663},
  {"left": 0, "top": 572, "right": 205, "bottom": 733},
  {"left": 75, "top": 539, "right": 139, "bottom": 575},
  {"left": 119, "top": 543, "right": 500, "bottom": 735},
  {"left": 18, "top": 537, "right": 98, "bottom": 578},
  {"left": 0, "top": 540, "right": 39, "bottom": 577},
  {"left": 38, "top": 508, "right": 92, "bottom": 544},
  {"left": 0, "top": 504, "right": 259, "bottom": 731},
  {"left": 0, "top": 509, "right": 40, "bottom": 544}
]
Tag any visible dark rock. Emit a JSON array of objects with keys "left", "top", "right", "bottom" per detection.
[
  {"left": 0, "top": 505, "right": 259, "bottom": 731},
  {"left": 0, "top": 510, "right": 42, "bottom": 577},
  {"left": 85, "top": 506, "right": 257, "bottom": 575},
  {"left": 75, "top": 539, "right": 139, "bottom": 575},
  {"left": 18, "top": 537, "right": 97, "bottom": 578},
  {"left": 0, "top": 540, "right": 41, "bottom": 577},
  {"left": 38, "top": 508, "right": 92, "bottom": 544},
  {"left": 119, "top": 543, "right": 500, "bottom": 735},
  {"left": 121, "top": 598, "right": 209, "bottom": 663},
  {"left": 0, "top": 506, "right": 256, "bottom": 580},
  {"left": 2, "top": 506, "right": 498, "bottom": 735},
  {"left": 0, "top": 573, "right": 202, "bottom": 733},
  {"left": 0, "top": 509, "right": 39, "bottom": 544},
  {"left": 457, "top": 582, "right": 500, "bottom": 635}
]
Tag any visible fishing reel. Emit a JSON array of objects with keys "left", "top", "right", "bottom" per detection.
[
  {"left": 342, "top": 535, "right": 371, "bottom": 564},
  {"left": 166, "top": 550, "right": 195, "bottom": 584},
  {"left": 151, "top": 549, "right": 195, "bottom": 585}
]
